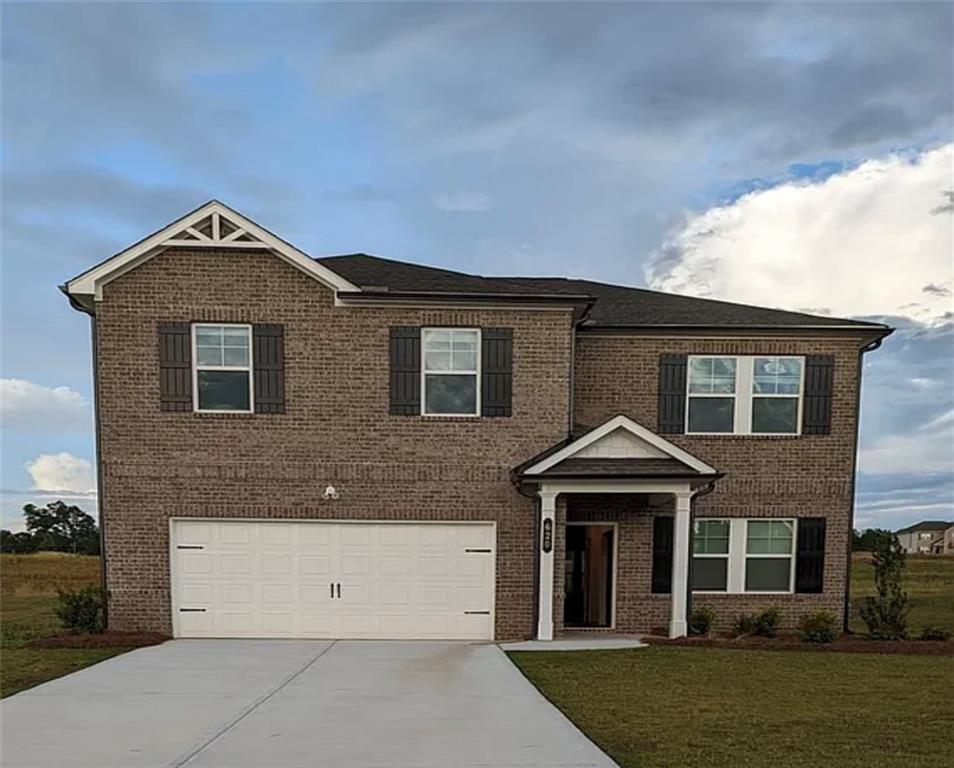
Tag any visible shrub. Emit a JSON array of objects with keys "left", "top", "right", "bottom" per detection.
[
  {"left": 732, "top": 608, "right": 781, "bottom": 638},
  {"left": 798, "top": 612, "right": 838, "bottom": 643},
  {"left": 858, "top": 534, "right": 909, "bottom": 640},
  {"left": 689, "top": 607, "right": 716, "bottom": 636},
  {"left": 54, "top": 586, "right": 105, "bottom": 634},
  {"left": 918, "top": 626, "right": 951, "bottom": 642}
]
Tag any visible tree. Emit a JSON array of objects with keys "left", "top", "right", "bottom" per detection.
[
  {"left": 22, "top": 502, "right": 100, "bottom": 555},
  {"left": 0, "top": 529, "right": 38, "bottom": 554},
  {"left": 852, "top": 528, "right": 894, "bottom": 552},
  {"left": 858, "top": 532, "right": 909, "bottom": 640}
]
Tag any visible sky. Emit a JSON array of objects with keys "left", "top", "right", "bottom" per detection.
[{"left": 1, "top": 2, "right": 952, "bottom": 533}]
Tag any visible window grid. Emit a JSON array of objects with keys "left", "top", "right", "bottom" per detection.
[
  {"left": 690, "top": 518, "right": 798, "bottom": 594},
  {"left": 192, "top": 323, "right": 254, "bottom": 413},
  {"left": 421, "top": 328, "right": 481, "bottom": 417},
  {"left": 744, "top": 519, "right": 796, "bottom": 593}
]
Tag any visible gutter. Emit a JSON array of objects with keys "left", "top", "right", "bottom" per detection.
[
  {"left": 844, "top": 330, "right": 894, "bottom": 633},
  {"left": 337, "top": 289, "right": 593, "bottom": 305},
  {"left": 577, "top": 323, "right": 893, "bottom": 336}
]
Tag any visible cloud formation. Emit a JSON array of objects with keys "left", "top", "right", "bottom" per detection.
[
  {"left": 25, "top": 453, "right": 96, "bottom": 494},
  {"left": 1, "top": 379, "right": 90, "bottom": 432},
  {"left": 648, "top": 144, "right": 954, "bottom": 325}
]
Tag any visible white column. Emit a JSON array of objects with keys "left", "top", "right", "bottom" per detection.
[
  {"left": 669, "top": 491, "right": 692, "bottom": 638},
  {"left": 536, "top": 490, "right": 558, "bottom": 641}
]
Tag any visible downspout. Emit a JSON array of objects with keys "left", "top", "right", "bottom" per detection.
[
  {"left": 90, "top": 313, "right": 108, "bottom": 629},
  {"left": 684, "top": 480, "right": 718, "bottom": 631},
  {"left": 844, "top": 334, "right": 890, "bottom": 633}
]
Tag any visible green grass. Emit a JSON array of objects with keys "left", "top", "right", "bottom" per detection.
[
  {"left": 1, "top": 555, "right": 132, "bottom": 698},
  {"left": 850, "top": 553, "right": 954, "bottom": 634},
  {"left": 511, "top": 647, "right": 954, "bottom": 768}
]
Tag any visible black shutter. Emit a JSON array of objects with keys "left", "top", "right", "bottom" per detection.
[
  {"left": 795, "top": 517, "right": 826, "bottom": 593},
  {"left": 158, "top": 322, "right": 192, "bottom": 411},
  {"left": 253, "top": 324, "right": 285, "bottom": 414},
  {"left": 651, "top": 516, "right": 674, "bottom": 594},
  {"left": 390, "top": 326, "right": 421, "bottom": 415},
  {"left": 481, "top": 328, "right": 513, "bottom": 417},
  {"left": 658, "top": 354, "right": 688, "bottom": 434},
  {"left": 802, "top": 355, "right": 834, "bottom": 435}
]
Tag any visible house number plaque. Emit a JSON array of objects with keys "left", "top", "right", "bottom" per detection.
[{"left": 542, "top": 518, "right": 553, "bottom": 553}]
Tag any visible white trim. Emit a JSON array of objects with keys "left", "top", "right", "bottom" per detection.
[
  {"left": 670, "top": 492, "right": 692, "bottom": 638},
  {"left": 686, "top": 355, "right": 805, "bottom": 436},
  {"left": 191, "top": 323, "right": 254, "bottom": 414},
  {"left": 537, "top": 491, "right": 557, "bottom": 641},
  {"left": 690, "top": 517, "right": 797, "bottom": 595},
  {"left": 66, "top": 200, "right": 359, "bottom": 302},
  {"left": 565, "top": 521, "right": 619, "bottom": 630},
  {"left": 421, "top": 327, "right": 481, "bottom": 417},
  {"left": 689, "top": 518, "right": 731, "bottom": 593},
  {"left": 169, "top": 518, "right": 497, "bottom": 641},
  {"left": 523, "top": 414, "right": 717, "bottom": 476}
]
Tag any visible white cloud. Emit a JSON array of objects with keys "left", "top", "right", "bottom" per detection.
[
  {"left": 859, "top": 408, "right": 954, "bottom": 476},
  {"left": 25, "top": 452, "right": 96, "bottom": 494},
  {"left": 1, "top": 378, "right": 90, "bottom": 431},
  {"left": 648, "top": 144, "right": 954, "bottom": 325},
  {"left": 433, "top": 191, "right": 494, "bottom": 212}
]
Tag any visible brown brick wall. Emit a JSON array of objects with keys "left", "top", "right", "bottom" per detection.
[
  {"left": 95, "top": 248, "right": 574, "bottom": 640},
  {"left": 568, "top": 334, "right": 868, "bottom": 631}
]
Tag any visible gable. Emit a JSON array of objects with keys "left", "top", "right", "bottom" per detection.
[
  {"left": 521, "top": 414, "right": 717, "bottom": 477},
  {"left": 64, "top": 201, "right": 357, "bottom": 308}
]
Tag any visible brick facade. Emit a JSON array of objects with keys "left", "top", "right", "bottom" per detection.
[
  {"left": 91, "top": 246, "right": 869, "bottom": 639},
  {"left": 95, "top": 248, "right": 573, "bottom": 640}
]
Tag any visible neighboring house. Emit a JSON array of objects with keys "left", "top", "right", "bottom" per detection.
[
  {"left": 63, "top": 201, "right": 892, "bottom": 641},
  {"left": 895, "top": 521, "right": 954, "bottom": 555}
]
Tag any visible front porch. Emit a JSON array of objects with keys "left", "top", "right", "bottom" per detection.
[{"left": 515, "top": 414, "right": 722, "bottom": 641}]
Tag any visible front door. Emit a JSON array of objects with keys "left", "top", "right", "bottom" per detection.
[{"left": 563, "top": 523, "right": 615, "bottom": 628}]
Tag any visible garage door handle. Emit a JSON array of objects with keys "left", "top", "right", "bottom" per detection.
[
  {"left": 330, "top": 582, "right": 334, "bottom": 599},
  {"left": 465, "top": 548, "right": 491, "bottom": 553},
  {"left": 336, "top": 583, "right": 341, "bottom": 599}
]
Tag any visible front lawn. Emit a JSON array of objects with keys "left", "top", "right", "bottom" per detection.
[
  {"left": 510, "top": 646, "right": 954, "bottom": 768},
  {"left": 1, "top": 554, "right": 134, "bottom": 698}
]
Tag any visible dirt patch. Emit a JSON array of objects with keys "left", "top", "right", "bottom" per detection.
[
  {"left": 646, "top": 635, "right": 954, "bottom": 655},
  {"left": 27, "top": 631, "right": 169, "bottom": 649}
]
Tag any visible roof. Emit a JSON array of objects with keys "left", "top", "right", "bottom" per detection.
[
  {"left": 317, "top": 253, "right": 891, "bottom": 331},
  {"left": 896, "top": 521, "right": 954, "bottom": 535},
  {"left": 528, "top": 457, "right": 707, "bottom": 479}
]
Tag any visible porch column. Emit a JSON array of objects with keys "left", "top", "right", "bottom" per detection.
[
  {"left": 670, "top": 491, "right": 692, "bottom": 638},
  {"left": 536, "top": 490, "right": 558, "bottom": 641}
]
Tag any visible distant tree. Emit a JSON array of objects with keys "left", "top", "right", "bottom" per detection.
[
  {"left": 852, "top": 528, "right": 894, "bottom": 552},
  {"left": 0, "top": 529, "right": 38, "bottom": 554},
  {"left": 859, "top": 533, "right": 910, "bottom": 640},
  {"left": 22, "top": 501, "right": 100, "bottom": 555}
]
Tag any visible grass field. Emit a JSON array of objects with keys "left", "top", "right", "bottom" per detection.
[
  {"left": 510, "top": 647, "right": 954, "bottom": 768},
  {"left": 849, "top": 552, "right": 954, "bottom": 633},
  {"left": 0, "top": 553, "right": 132, "bottom": 698}
]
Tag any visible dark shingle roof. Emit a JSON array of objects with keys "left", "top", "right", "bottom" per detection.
[
  {"left": 896, "top": 520, "right": 954, "bottom": 535},
  {"left": 316, "top": 253, "right": 889, "bottom": 330},
  {"left": 532, "top": 458, "right": 708, "bottom": 478}
]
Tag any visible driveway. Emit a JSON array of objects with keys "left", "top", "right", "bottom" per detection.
[{"left": 1, "top": 640, "right": 616, "bottom": 768}]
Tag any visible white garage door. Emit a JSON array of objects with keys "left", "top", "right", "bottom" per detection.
[{"left": 170, "top": 520, "right": 495, "bottom": 640}]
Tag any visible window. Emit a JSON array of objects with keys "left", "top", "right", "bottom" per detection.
[
  {"left": 691, "top": 519, "right": 729, "bottom": 591},
  {"left": 193, "top": 324, "right": 252, "bottom": 412},
  {"left": 745, "top": 520, "right": 795, "bottom": 592},
  {"left": 687, "top": 357, "right": 736, "bottom": 433},
  {"left": 687, "top": 356, "right": 804, "bottom": 435},
  {"left": 752, "top": 357, "right": 802, "bottom": 434},
  {"left": 422, "top": 328, "right": 479, "bottom": 415}
]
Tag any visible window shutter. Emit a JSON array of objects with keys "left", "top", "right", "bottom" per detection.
[
  {"left": 795, "top": 517, "right": 826, "bottom": 593},
  {"left": 481, "top": 328, "right": 513, "bottom": 417},
  {"left": 651, "top": 516, "right": 674, "bottom": 594},
  {"left": 802, "top": 354, "right": 834, "bottom": 435},
  {"left": 253, "top": 324, "right": 285, "bottom": 414},
  {"left": 390, "top": 326, "right": 421, "bottom": 415},
  {"left": 158, "top": 322, "right": 192, "bottom": 411},
  {"left": 658, "top": 354, "right": 688, "bottom": 434}
]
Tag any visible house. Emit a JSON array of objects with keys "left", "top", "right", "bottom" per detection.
[
  {"left": 895, "top": 521, "right": 954, "bottom": 555},
  {"left": 62, "top": 201, "right": 892, "bottom": 641}
]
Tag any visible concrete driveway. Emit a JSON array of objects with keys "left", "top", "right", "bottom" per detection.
[{"left": 1, "top": 640, "right": 616, "bottom": 768}]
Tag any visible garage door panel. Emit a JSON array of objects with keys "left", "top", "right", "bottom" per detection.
[{"left": 172, "top": 521, "right": 494, "bottom": 640}]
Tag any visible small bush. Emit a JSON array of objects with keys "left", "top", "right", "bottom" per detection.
[
  {"left": 798, "top": 612, "right": 838, "bottom": 643},
  {"left": 859, "top": 534, "right": 909, "bottom": 640},
  {"left": 689, "top": 607, "right": 716, "bottom": 636},
  {"left": 732, "top": 608, "right": 781, "bottom": 638},
  {"left": 918, "top": 626, "right": 951, "bottom": 642},
  {"left": 54, "top": 586, "right": 105, "bottom": 634}
]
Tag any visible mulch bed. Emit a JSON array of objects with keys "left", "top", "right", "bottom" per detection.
[
  {"left": 27, "top": 631, "right": 169, "bottom": 649},
  {"left": 646, "top": 635, "right": 954, "bottom": 655}
]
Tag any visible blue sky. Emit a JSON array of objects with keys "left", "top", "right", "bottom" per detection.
[{"left": 2, "top": 2, "right": 952, "bottom": 532}]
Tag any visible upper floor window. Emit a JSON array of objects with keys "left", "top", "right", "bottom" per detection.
[
  {"left": 193, "top": 324, "right": 253, "bottom": 412},
  {"left": 422, "top": 328, "right": 480, "bottom": 416},
  {"left": 687, "top": 356, "right": 803, "bottom": 435}
]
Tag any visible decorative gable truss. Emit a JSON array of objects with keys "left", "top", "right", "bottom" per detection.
[{"left": 64, "top": 200, "right": 358, "bottom": 309}]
